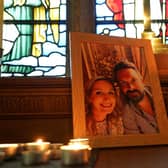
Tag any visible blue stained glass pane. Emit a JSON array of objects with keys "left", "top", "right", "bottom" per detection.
[
  {"left": 60, "top": 4, "right": 67, "bottom": 20},
  {"left": 96, "top": 0, "right": 168, "bottom": 43},
  {"left": 96, "top": 3, "right": 113, "bottom": 18},
  {"left": 97, "top": 25, "right": 125, "bottom": 37}
]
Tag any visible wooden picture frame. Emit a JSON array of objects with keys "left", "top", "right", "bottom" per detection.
[{"left": 70, "top": 32, "right": 168, "bottom": 148}]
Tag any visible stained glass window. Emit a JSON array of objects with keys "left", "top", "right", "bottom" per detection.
[
  {"left": 2, "top": 0, "right": 67, "bottom": 77},
  {"left": 96, "top": 0, "right": 168, "bottom": 44}
]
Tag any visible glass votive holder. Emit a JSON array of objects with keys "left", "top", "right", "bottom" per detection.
[
  {"left": 22, "top": 140, "right": 51, "bottom": 165},
  {"left": 60, "top": 143, "right": 91, "bottom": 166},
  {"left": 0, "top": 144, "right": 19, "bottom": 160},
  {"left": 22, "top": 150, "right": 51, "bottom": 166},
  {"left": 50, "top": 143, "right": 63, "bottom": 160},
  {"left": 16, "top": 143, "right": 26, "bottom": 155},
  {"left": 0, "top": 151, "right": 5, "bottom": 164}
]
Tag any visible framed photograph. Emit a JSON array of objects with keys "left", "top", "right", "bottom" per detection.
[{"left": 70, "top": 32, "right": 168, "bottom": 148}]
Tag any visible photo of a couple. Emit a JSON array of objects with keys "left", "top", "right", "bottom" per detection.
[
  {"left": 70, "top": 32, "right": 167, "bottom": 148},
  {"left": 85, "top": 60, "right": 159, "bottom": 136}
]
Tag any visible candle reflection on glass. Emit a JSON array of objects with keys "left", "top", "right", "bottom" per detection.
[
  {"left": 50, "top": 143, "right": 63, "bottom": 160},
  {"left": 69, "top": 138, "right": 89, "bottom": 146}
]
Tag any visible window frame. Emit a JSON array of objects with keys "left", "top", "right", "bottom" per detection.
[
  {"left": 0, "top": 1, "right": 96, "bottom": 120},
  {"left": 0, "top": 0, "right": 95, "bottom": 79}
]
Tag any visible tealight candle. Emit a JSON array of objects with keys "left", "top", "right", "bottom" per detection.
[
  {"left": 22, "top": 150, "right": 51, "bottom": 165},
  {"left": 22, "top": 139, "right": 51, "bottom": 165},
  {"left": 61, "top": 143, "right": 91, "bottom": 165},
  {"left": 0, "top": 144, "right": 19, "bottom": 160},
  {"left": 25, "top": 139, "right": 50, "bottom": 152}
]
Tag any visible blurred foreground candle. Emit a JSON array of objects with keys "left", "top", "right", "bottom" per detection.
[
  {"left": 61, "top": 139, "right": 91, "bottom": 165},
  {"left": 25, "top": 139, "right": 50, "bottom": 152},
  {"left": 22, "top": 139, "right": 51, "bottom": 165},
  {"left": 0, "top": 144, "right": 18, "bottom": 160},
  {"left": 22, "top": 150, "right": 51, "bottom": 165}
]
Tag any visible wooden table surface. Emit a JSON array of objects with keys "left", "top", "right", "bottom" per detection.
[
  {"left": 0, "top": 159, "right": 92, "bottom": 168},
  {"left": 1, "top": 145, "right": 168, "bottom": 168},
  {"left": 94, "top": 145, "right": 168, "bottom": 168}
]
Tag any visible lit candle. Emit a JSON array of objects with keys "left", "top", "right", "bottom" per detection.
[
  {"left": 0, "top": 144, "right": 18, "bottom": 159},
  {"left": 25, "top": 139, "right": 50, "bottom": 152},
  {"left": 22, "top": 139, "right": 51, "bottom": 165},
  {"left": 60, "top": 141, "right": 91, "bottom": 165}
]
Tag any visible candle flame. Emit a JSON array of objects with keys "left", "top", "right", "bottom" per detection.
[{"left": 36, "top": 139, "right": 43, "bottom": 143}]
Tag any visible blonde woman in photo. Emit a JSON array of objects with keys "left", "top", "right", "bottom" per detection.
[{"left": 85, "top": 77, "right": 124, "bottom": 136}]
